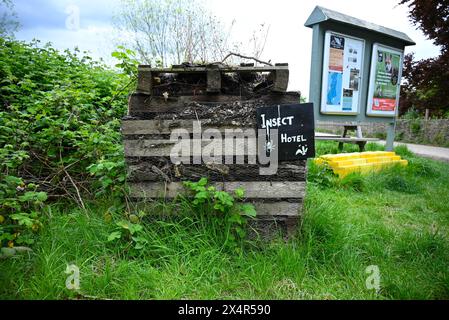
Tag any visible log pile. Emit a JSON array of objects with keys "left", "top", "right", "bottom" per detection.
[{"left": 122, "top": 63, "right": 307, "bottom": 238}]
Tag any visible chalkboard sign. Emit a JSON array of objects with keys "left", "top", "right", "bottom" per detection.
[{"left": 257, "top": 103, "right": 315, "bottom": 161}]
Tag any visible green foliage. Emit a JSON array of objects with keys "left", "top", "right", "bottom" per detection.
[
  {"left": 2, "top": 145, "right": 449, "bottom": 299},
  {"left": 394, "top": 145, "right": 415, "bottom": 158},
  {"left": 339, "top": 173, "right": 365, "bottom": 192},
  {"left": 410, "top": 119, "right": 421, "bottom": 135},
  {"left": 374, "top": 132, "right": 387, "bottom": 140},
  {"left": 382, "top": 172, "right": 420, "bottom": 194},
  {"left": 307, "top": 160, "right": 338, "bottom": 189},
  {"left": 107, "top": 220, "right": 148, "bottom": 254},
  {"left": 112, "top": 45, "right": 139, "bottom": 78},
  {"left": 0, "top": 176, "right": 46, "bottom": 247},
  {"left": 182, "top": 178, "right": 256, "bottom": 252},
  {"left": 87, "top": 159, "right": 128, "bottom": 199},
  {"left": 402, "top": 107, "right": 421, "bottom": 120},
  {"left": 0, "top": 38, "right": 135, "bottom": 247},
  {"left": 408, "top": 157, "right": 440, "bottom": 178}
]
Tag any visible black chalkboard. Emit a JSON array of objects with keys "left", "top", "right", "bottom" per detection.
[{"left": 257, "top": 103, "right": 315, "bottom": 161}]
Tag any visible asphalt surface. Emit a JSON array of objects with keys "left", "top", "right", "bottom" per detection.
[{"left": 315, "top": 132, "right": 449, "bottom": 162}]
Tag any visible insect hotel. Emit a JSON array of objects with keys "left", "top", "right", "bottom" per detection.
[{"left": 121, "top": 63, "right": 314, "bottom": 237}]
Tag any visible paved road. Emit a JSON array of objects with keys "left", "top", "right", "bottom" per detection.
[
  {"left": 315, "top": 132, "right": 449, "bottom": 162},
  {"left": 377, "top": 140, "right": 449, "bottom": 162}
]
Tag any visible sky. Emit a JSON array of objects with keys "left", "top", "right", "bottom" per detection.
[{"left": 7, "top": 0, "right": 441, "bottom": 96}]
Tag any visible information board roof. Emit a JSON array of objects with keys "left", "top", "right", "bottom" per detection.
[{"left": 305, "top": 6, "right": 416, "bottom": 46}]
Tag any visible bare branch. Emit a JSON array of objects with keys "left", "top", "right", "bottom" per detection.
[{"left": 221, "top": 52, "right": 273, "bottom": 66}]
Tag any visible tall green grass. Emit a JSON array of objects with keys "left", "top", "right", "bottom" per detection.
[{"left": 1, "top": 142, "right": 448, "bottom": 299}]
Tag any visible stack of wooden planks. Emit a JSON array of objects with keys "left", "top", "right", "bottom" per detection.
[{"left": 122, "top": 64, "right": 307, "bottom": 238}]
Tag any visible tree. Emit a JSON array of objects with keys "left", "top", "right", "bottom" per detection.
[
  {"left": 113, "top": 0, "right": 234, "bottom": 66},
  {"left": 399, "top": 0, "right": 449, "bottom": 117},
  {"left": 0, "top": 0, "right": 20, "bottom": 37},
  {"left": 400, "top": 0, "right": 449, "bottom": 53}
]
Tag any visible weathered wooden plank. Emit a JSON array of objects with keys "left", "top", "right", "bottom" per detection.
[
  {"left": 272, "top": 69, "right": 290, "bottom": 92},
  {"left": 122, "top": 120, "right": 249, "bottom": 135},
  {"left": 128, "top": 94, "right": 251, "bottom": 114},
  {"left": 129, "top": 181, "right": 306, "bottom": 199},
  {"left": 138, "top": 65, "right": 289, "bottom": 73},
  {"left": 137, "top": 70, "right": 152, "bottom": 94},
  {"left": 126, "top": 162, "right": 306, "bottom": 182},
  {"left": 250, "top": 202, "right": 301, "bottom": 217},
  {"left": 128, "top": 94, "right": 182, "bottom": 114},
  {"left": 207, "top": 68, "right": 221, "bottom": 92},
  {"left": 124, "top": 138, "right": 259, "bottom": 157},
  {"left": 127, "top": 93, "right": 301, "bottom": 115}
]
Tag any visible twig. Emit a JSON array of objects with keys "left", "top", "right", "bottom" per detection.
[
  {"left": 221, "top": 52, "right": 273, "bottom": 66},
  {"left": 63, "top": 167, "right": 86, "bottom": 210},
  {"left": 45, "top": 157, "right": 87, "bottom": 183}
]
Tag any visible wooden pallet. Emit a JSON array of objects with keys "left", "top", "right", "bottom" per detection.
[
  {"left": 123, "top": 66, "right": 305, "bottom": 239},
  {"left": 136, "top": 63, "right": 289, "bottom": 95}
]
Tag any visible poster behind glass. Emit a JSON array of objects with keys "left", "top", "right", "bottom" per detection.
[
  {"left": 366, "top": 44, "right": 403, "bottom": 117},
  {"left": 321, "top": 31, "right": 364, "bottom": 115}
]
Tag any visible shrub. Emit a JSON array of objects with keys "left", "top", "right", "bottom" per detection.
[
  {"left": 411, "top": 120, "right": 422, "bottom": 135},
  {"left": 0, "top": 38, "right": 136, "bottom": 248}
]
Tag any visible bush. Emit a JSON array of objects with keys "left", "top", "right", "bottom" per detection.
[{"left": 0, "top": 38, "right": 135, "bottom": 248}]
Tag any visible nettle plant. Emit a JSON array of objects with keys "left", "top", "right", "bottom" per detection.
[{"left": 182, "top": 178, "right": 257, "bottom": 251}]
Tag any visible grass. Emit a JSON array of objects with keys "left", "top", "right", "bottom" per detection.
[{"left": 1, "top": 141, "right": 449, "bottom": 300}]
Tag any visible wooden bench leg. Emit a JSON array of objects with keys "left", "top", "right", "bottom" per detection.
[
  {"left": 358, "top": 141, "right": 367, "bottom": 152},
  {"left": 338, "top": 127, "right": 349, "bottom": 152},
  {"left": 338, "top": 142, "right": 344, "bottom": 152}
]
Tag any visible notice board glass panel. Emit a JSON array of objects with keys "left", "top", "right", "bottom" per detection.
[
  {"left": 366, "top": 44, "right": 404, "bottom": 117},
  {"left": 321, "top": 31, "right": 365, "bottom": 115}
]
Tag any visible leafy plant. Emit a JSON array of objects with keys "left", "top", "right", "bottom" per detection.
[
  {"left": 410, "top": 120, "right": 422, "bottom": 135},
  {"left": 182, "top": 178, "right": 256, "bottom": 252},
  {"left": 307, "top": 161, "right": 338, "bottom": 189},
  {"left": 107, "top": 220, "right": 148, "bottom": 252},
  {"left": 0, "top": 176, "right": 47, "bottom": 248}
]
